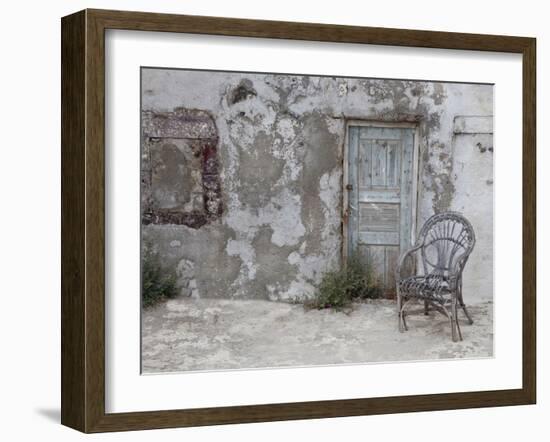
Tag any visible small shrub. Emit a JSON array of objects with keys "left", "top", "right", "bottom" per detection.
[
  {"left": 141, "top": 244, "right": 178, "bottom": 308},
  {"left": 306, "top": 252, "right": 383, "bottom": 311}
]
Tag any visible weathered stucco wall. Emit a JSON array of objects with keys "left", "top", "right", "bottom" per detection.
[{"left": 141, "top": 68, "right": 493, "bottom": 302}]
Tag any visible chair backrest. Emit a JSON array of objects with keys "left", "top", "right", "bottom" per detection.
[{"left": 417, "top": 212, "right": 476, "bottom": 278}]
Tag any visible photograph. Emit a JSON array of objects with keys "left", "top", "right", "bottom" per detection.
[
  {"left": 140, "top": 67, "right": 494, "bottom": 373},
  {"left": 0, "top": 0, "right": 539, "bottom": 437}
]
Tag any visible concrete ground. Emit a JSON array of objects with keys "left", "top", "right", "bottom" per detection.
[{"left": 142, "top": 298, "right": 493, "bottom": 373}]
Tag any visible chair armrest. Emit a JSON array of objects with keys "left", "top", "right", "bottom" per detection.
[{"left": 395, "top": 243, "right": 423, "bottom": 282}]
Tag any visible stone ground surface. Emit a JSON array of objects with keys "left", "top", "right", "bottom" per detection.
[{"left": 142, "top": 298, "right": 493, "bottom": 373}]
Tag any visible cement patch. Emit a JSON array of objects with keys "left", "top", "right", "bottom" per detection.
[{"left": 142, "top": 298, "right": 493, "bottom": 373}]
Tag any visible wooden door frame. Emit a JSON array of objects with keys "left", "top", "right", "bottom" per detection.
[{"left": 342, "top": 119, "right": 421, "bottom": 264}]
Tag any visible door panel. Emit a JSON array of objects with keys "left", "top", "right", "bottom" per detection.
[
  {"left": 366, "top": 245, "right": 386, "bottom": 279},
  {"left": 360, "top": 203, "right": 399, "bottom": 232},
  {"left": 347, "top": 125, "right": 416, "bottom": 296},
  {"left": 385, "top": 247, "right": 400, "bottom": 290}
]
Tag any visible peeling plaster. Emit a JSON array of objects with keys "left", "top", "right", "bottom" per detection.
[{"left": 141, "top": 69, "right": 493, "bottom": 302}]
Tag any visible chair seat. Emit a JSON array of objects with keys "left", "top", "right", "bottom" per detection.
[{"left": 398, "top": 274, "right": 452, "bottom": 302}]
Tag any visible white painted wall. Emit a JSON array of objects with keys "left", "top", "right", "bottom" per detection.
[{"left": 142, "top": 69, "right": 494, "bottom": 302}]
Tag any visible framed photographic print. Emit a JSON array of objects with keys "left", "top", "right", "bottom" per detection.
[{"left": 61, "top": 9, "right": 536, "bottom": 433}]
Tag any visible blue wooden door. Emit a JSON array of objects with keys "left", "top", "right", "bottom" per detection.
[{"left": 347, "top": 125, "right": 416, "bottom": 294}]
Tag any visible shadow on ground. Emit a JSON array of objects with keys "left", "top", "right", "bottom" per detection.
[{"left": 35, "top": 408, "right": 60, "bottom": 423}]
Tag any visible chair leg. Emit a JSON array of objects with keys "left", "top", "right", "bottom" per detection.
[
  {"left": 424, "top": 300, "right": 430, "bottom": 315},
  {"left": 460, "top": 304, "right": 474, "bottom": 325},
  {"left": 450, "top": 296, "right": 463, "bottom": 342},
  {"left": 456, "top": 316, "right": 463, "bottom": 341},
  {"left": 397, "top": 292, "right": 408, "bottom": 333},
  {"left": 450, "top": 316, "right": 458, "bottom": 342},
  {"left": 398, "top": 314, "right": 407, "bottom": 332},
  {"left": 398, "top": 304, "right": 406, "bottom": 332},
  {"left": 457, "top": 279, "right": 473, "bottom": 325}
]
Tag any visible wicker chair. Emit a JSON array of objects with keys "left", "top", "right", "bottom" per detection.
[{"left": 395, "top": 212, "right": 476, "bottom": 342}]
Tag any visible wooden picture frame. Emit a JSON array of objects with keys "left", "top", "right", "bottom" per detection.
[{"left": 61, "top": 8, "right": 536, "bottom": 433}]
